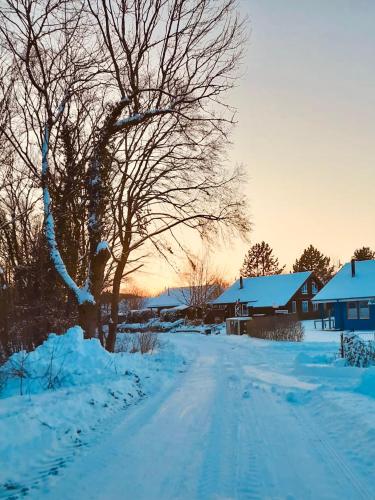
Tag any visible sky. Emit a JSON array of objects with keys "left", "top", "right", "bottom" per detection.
[{"left": 134, "top": 0, "right": 375, "bottom": 294}]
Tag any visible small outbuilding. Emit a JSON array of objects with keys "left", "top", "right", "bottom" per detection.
[
  {"left": 312, "top": 259, "right": 375, "bottom": 331},
  {"left": 226, "top": 317, "right": 253, "bottom": 335}
]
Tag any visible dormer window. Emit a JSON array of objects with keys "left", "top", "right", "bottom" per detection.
[
  {"left": 301, "top": 283, "right": 308, "bottom": 294},
  {"left": 312, "top": 282, "right": 318, "bottom": 295}
]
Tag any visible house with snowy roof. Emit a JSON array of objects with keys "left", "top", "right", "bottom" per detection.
[
  {"left": 146, "top": 285, "right": 221, "bottom": 316},
  {"left": 145, "top": 287, "right": 190, "bottom": 314},
  {"left": 312, "top": 259, "right": 375, "bottom": 330},
  {"left": 211, "top": 271, "right": 322, "bottom": 320}
]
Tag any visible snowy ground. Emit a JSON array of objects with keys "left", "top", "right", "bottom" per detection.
[{"left": 1, "top": 322, "right": 374, "bottom": 499}]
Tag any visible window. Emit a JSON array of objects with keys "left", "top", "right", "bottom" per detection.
[
  {"left": 312, "top": 282, "right": 318, "bottom": 295},
  {"left": 347, "top": 302, "right": 358, "bottom": 320},
  {"left": 313, "top": 302, "right": 319, "bottom": 312},
  {"left": 292, "top": 301, "right": 297, "bottom": 313},
  {"left": 359, "top": 301, "right": 370, "bottom": 320},
  {"left": 241, "top": 304, "right": 248, "bottom": 317},
  {"left": 302, "top": 301, "right": 309, "bottom": 313},
  {"left": 301, "top": 283, "right": 308, "bottom": 294}
]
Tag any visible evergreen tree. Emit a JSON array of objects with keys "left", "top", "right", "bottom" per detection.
[
  {"left": 293, "top": 245, "right": 335, "bottom": 283},
  {"left": 240, "top": 241, "right": 285, "bottom": 277},
  {"left": 352, "top": 246, "right": 375, "bottom": 261}
]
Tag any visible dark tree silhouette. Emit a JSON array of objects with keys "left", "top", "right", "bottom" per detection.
[
  {"left": 352, "top": 247, "right": 375, "bottom": 261},
  {"left": 293, "top": 245, "right": 335, "bottom": 283},
  {"left": 240, "top": 242, "right": 285, "bottom": 277}
]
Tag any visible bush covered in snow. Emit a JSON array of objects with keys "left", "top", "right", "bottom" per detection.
[
  {"left": 247, "top": 315, "right": 304, "bottom": 342},
  {"left": 342, "top": 333, "right": 375, "bottom": 368},
  {"left": 116, "top": 332, "right": 160, "bottom": 354}
]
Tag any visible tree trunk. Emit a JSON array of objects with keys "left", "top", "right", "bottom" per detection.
[
  {"left": 106, "top": 270, "right": 122, "bottom": 352},
  {"left": 106, "top": 253, "right": 129, "bottom": 352},
  {"left": 78, "top": 301, "right": 98, "bottom": 339}
]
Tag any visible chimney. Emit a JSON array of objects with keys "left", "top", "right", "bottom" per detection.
[
  {"left": 239, "top": 276, "right": 243, "bottom": 289},
  {"left": 351, "top": 259, "right": 356, "bottom": 278}
]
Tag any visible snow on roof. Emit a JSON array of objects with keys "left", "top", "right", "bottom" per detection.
[
  {"left": 160, "top": 304, "right": 189, "bottom": 314},
  {"left": 145, "top": 287, "right": 191, "bottom": 309},
  {"left": 312, "top": 260, "right": 375, "bottom": 303},
  {"left": 212, "top": 272, "right": 312, "bottom": 308}
]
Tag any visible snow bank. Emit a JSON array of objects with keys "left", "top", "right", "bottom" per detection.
[
  {"left": 2, "top": 327, "right": 115, "bottom": 396},
  {"left": 356, "top": 367, "right": 375, "bottom": 398},
  {"left": 0, "top": 326, "right": 185, "bottom": 490}
]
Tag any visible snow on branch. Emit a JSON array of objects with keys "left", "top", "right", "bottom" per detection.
[
  {"left": 96, "top": 241, "right": 110, "bottom": 255},
  {"left": 41, "top": 99, "right": 94, "bottom": 306},
  {"left": 113, "top": 107, "right": 173, "bottom": 131}
]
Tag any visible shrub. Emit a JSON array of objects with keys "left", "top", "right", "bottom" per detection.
[
  {"left": 116, "top": 332, "right": 159, "bottom": 354},
  {"left": 247, "top": 315, "right": 304, "bottom": 342},
  {"left": 342, "top": 333, "right": 375, "bottom": 367},
  {"left": 123, "top": 309, "right": 156, "bottom": 324}
]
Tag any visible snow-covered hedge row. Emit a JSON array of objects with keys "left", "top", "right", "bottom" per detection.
[{"left": 342, "top": 333, "right": 375, "bottom": 368}]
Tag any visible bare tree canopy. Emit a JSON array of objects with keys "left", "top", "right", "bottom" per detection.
[{"left": 0, "top": 0, "right": 249, "bottom": 346}]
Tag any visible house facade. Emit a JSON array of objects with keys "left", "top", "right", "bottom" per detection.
[
  {"left": 211, "top": 271, "right": 322, "bottom": 320},
  {"left": 312, "top": 259, "right": 375, "bottom": 331}
]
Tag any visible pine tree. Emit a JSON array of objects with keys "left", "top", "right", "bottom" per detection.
[
  {"left": 352, "top": 246, "right": 375, "bottom": 261},
  {"left": 240, "top": 241, "right": 285, "bottom": 277},
  {"left": 293, "top": 245, "right": 335, "bottom": 283}
]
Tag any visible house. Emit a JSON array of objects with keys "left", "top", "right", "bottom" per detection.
[
  {"left": 145, "top": 287, "right": 191, "bottom": 315},
  {"left": 211, "top": 271, "right": 322, "bottom": 320},
  {"left": 147, "top": 284, "right": 224, "bottom": 318},
  {"left": 312, "top": 259, "right": 375, "bottom": 331}
]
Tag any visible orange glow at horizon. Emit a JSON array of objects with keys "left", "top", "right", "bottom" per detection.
[{"left": 127, "top": 0, "right": 375, "bottom": 295}]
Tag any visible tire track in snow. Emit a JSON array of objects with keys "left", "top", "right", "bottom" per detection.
[
  {"left": 0, "top": 375, "right": 147, "bottom": 500},
  {"left": 289, "top": 403, "right": 373, "bottom": 499},
  {"left": 196, "top": 356, "right": 243, "bottom": 499}
]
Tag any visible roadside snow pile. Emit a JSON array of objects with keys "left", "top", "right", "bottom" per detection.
[
  {"left": 0, "top": 326, "right": 185, "bottom": 491},
  {"left": 1, "top": 327, "right": 115, "bottom": 396},
  {"left": 356, "top": 367, "right": 375, "bottom": 398}
]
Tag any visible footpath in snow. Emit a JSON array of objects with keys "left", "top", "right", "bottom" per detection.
[{"left": 1, "top": 322, "right": 375, "bottom": 499}]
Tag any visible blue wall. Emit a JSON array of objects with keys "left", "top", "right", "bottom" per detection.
[{"left": 333, "top": 302, "right": 375, "bottom": 330}]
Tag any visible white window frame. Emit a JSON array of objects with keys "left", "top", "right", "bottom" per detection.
[
  {"left": 301, "top": 283, "right": 308, "bottom": 295},
  {"left": 347, "top": 302, "right": 358, "bottom": 320},
  {"left": 302, "top": 300, "right": 309, "bottom": 313},
  {"left": 312, "top": 282, "right": 318, "bottom": 295},
  {"left": 313, "top": 302, "right": 319, "bottom": 312},
  {"left": 292, "top": 301, "right": 297, "bottom": 313},
  {"left": 359, "top": 301, "right": 370, "bottom": 320}
]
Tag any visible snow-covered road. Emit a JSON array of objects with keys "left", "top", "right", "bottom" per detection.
[{"left": 34, "top": 332, "right": 374, "bottom": 500}]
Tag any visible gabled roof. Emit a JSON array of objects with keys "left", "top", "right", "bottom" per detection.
[
  {"left": 211, "top": 272, "right": 312, "bottom": 308},
  {"left": 145, "top": 287, "right": 191, "bottom": 309},
  {"left": 312, "top": 260, "right": 375, "bottom": 303}
]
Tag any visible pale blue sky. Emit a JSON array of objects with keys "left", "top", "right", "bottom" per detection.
[{"left": 138, "top": 0, "right": 375, "bottom": 292}]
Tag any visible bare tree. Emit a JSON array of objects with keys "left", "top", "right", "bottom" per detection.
[
  {"left": 180, "top": 252, "right": 228, "bottom": 313},
  {"left": 0, "top": 0, "right": 248, "bottom": 342}
]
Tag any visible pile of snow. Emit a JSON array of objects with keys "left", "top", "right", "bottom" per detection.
[
  {"left": 0, "top": 326, "right": 185, "bottom": 490},
  {"left": 2, "top": 327, "right": 116, "bottom": 396},
  {"left": 356, "top": 367, "right": 375, "bottom": 398}
]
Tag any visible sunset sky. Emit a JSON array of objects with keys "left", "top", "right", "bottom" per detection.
[{"left": 135, "top": 0, "right": 375, "bottom": 294}]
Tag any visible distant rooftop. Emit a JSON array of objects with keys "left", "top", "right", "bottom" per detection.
[
  {"left": 145, "top": 287, "right": 190, "bottom": 309},
  {"left": 212, "top": 272, "right": 312, "bottom": 308},
  {"left": 313, "top": 260, "right": 375, "bottom": 303}
]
